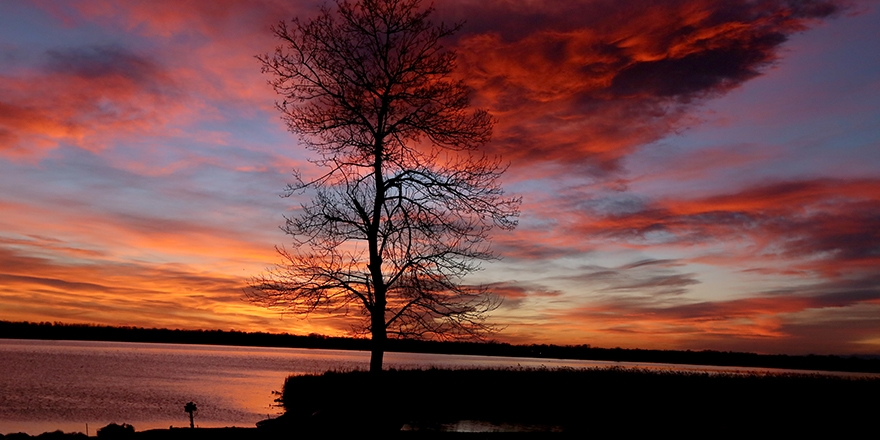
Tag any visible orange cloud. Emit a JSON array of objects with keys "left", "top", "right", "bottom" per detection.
[
  {"left": 493, "top": 273, "right": 880, "bottom": 354},
  {"left": 0, "top": 242, "right": 354, "bottom": 335}
]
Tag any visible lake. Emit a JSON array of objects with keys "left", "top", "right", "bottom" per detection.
[
  {"left": 0, "top": 339, "right": 869, "bottom": 434},
  {"left": 0, "top": 339, "right": 624, "bottom": 434}
]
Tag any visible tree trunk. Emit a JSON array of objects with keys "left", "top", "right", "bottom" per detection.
[
  {"left": 369, "top": 133, "right": 387, "bottom": 375},
  {"left": 370, "top": 310, "right": 386, "bottom": 374}
]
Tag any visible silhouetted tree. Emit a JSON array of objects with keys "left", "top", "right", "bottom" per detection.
[
  {"left": 251, "top": 0, "right": 519, "bottom": 373},
  {"left": 96, "top": 423, "right": 134, "bottom": 439},
  {"left": 184, "top": 402, "right": 197, "bottom": 428}
]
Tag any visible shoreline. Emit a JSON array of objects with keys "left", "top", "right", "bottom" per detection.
[
  {"left": 4, "top": 320, "right": 879, "bottom": 374},
  {"left": 4, "top": 325, "right": 880, "bottom": 374}
]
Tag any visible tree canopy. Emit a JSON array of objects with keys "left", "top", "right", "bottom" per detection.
[{"left": 250, "top": 0, "right": 520, "bottom": 372}]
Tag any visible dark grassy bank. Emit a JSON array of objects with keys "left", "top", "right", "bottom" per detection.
[
  {"left": 4, "top": 320, "right": 880, "bottom": 373},
  {"left": 273, "top": 367, "right": 880, "bottom": 436}
]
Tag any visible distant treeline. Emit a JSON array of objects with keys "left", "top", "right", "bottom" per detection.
[{"left": 2, "top": 320, "right": 879, "bottom": 373}]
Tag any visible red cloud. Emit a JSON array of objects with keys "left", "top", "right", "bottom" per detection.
[
  {"left": 11, "top": 0, "right": 848, "bottom": 173},
  {"left": 446, "top": 0, "right": 846, "bottom": 174}
]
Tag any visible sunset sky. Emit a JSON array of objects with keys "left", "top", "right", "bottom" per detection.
[{"left": 2, "top": 0, "right": 879, "bottom": 355}]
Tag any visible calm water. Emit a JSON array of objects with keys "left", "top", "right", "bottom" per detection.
[
  {"left": 1, "top": 339, "right": 872, "bottom": 434},
  {"left": 0, "top": 339, "right": 615, "bottom": 434}
]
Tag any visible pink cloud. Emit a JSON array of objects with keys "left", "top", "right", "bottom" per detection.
[{"left": 0, "top": 45, "right": 183, "bottom": 158}]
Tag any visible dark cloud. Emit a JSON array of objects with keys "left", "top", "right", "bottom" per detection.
[
  {"left": 492, "top": 237, "right": 590, "bottom": 260},
  {"left": 438, "top": 0, "right": 848, "bottom": 174},
  {"left": 482, "top": 281, "right": 564, "bottom": 309},
  {"left": 769, "top": 202, "right": 880, "bottom": 268},
  {"left": 580, "top": 178, "right": 880, "bottom": 275},
  {"left": 600, "top": 273, "right": 699, "bottom": 296},
  {"left": 559, "top": 259, "right": 700, "bottom": 298},
  {"left": 0, "top": 273, "right": 116, "bottom": 294},
  {"left": 619, "top": 259, "right": 679, "bottom": 269},
  {"left": 608, "top": 40, "right": 781, "bottom": 98},
  {"left": 600, "top": 0, "right": 842, "bottom": 99},
  {"left": 44, "top": 45, "right": 159, "bottom": 83},
  {"left": 766, "top": 273, "right": 880, "bottom": 307}
]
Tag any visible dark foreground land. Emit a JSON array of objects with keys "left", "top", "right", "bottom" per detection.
[
  {"left": 6, "top": 367, "right": 878, "bottom": 439},
  {"left": 272, "top": 368, "right": 880, "bottom": 436}
]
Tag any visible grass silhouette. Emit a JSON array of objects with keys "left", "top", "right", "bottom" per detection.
[{"left": 276, "top": 366, "right": 879, "bottom": 435}]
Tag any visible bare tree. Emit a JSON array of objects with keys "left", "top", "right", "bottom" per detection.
[{"left": 250, "top": 0, "right": 520, "bottom": 373}]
